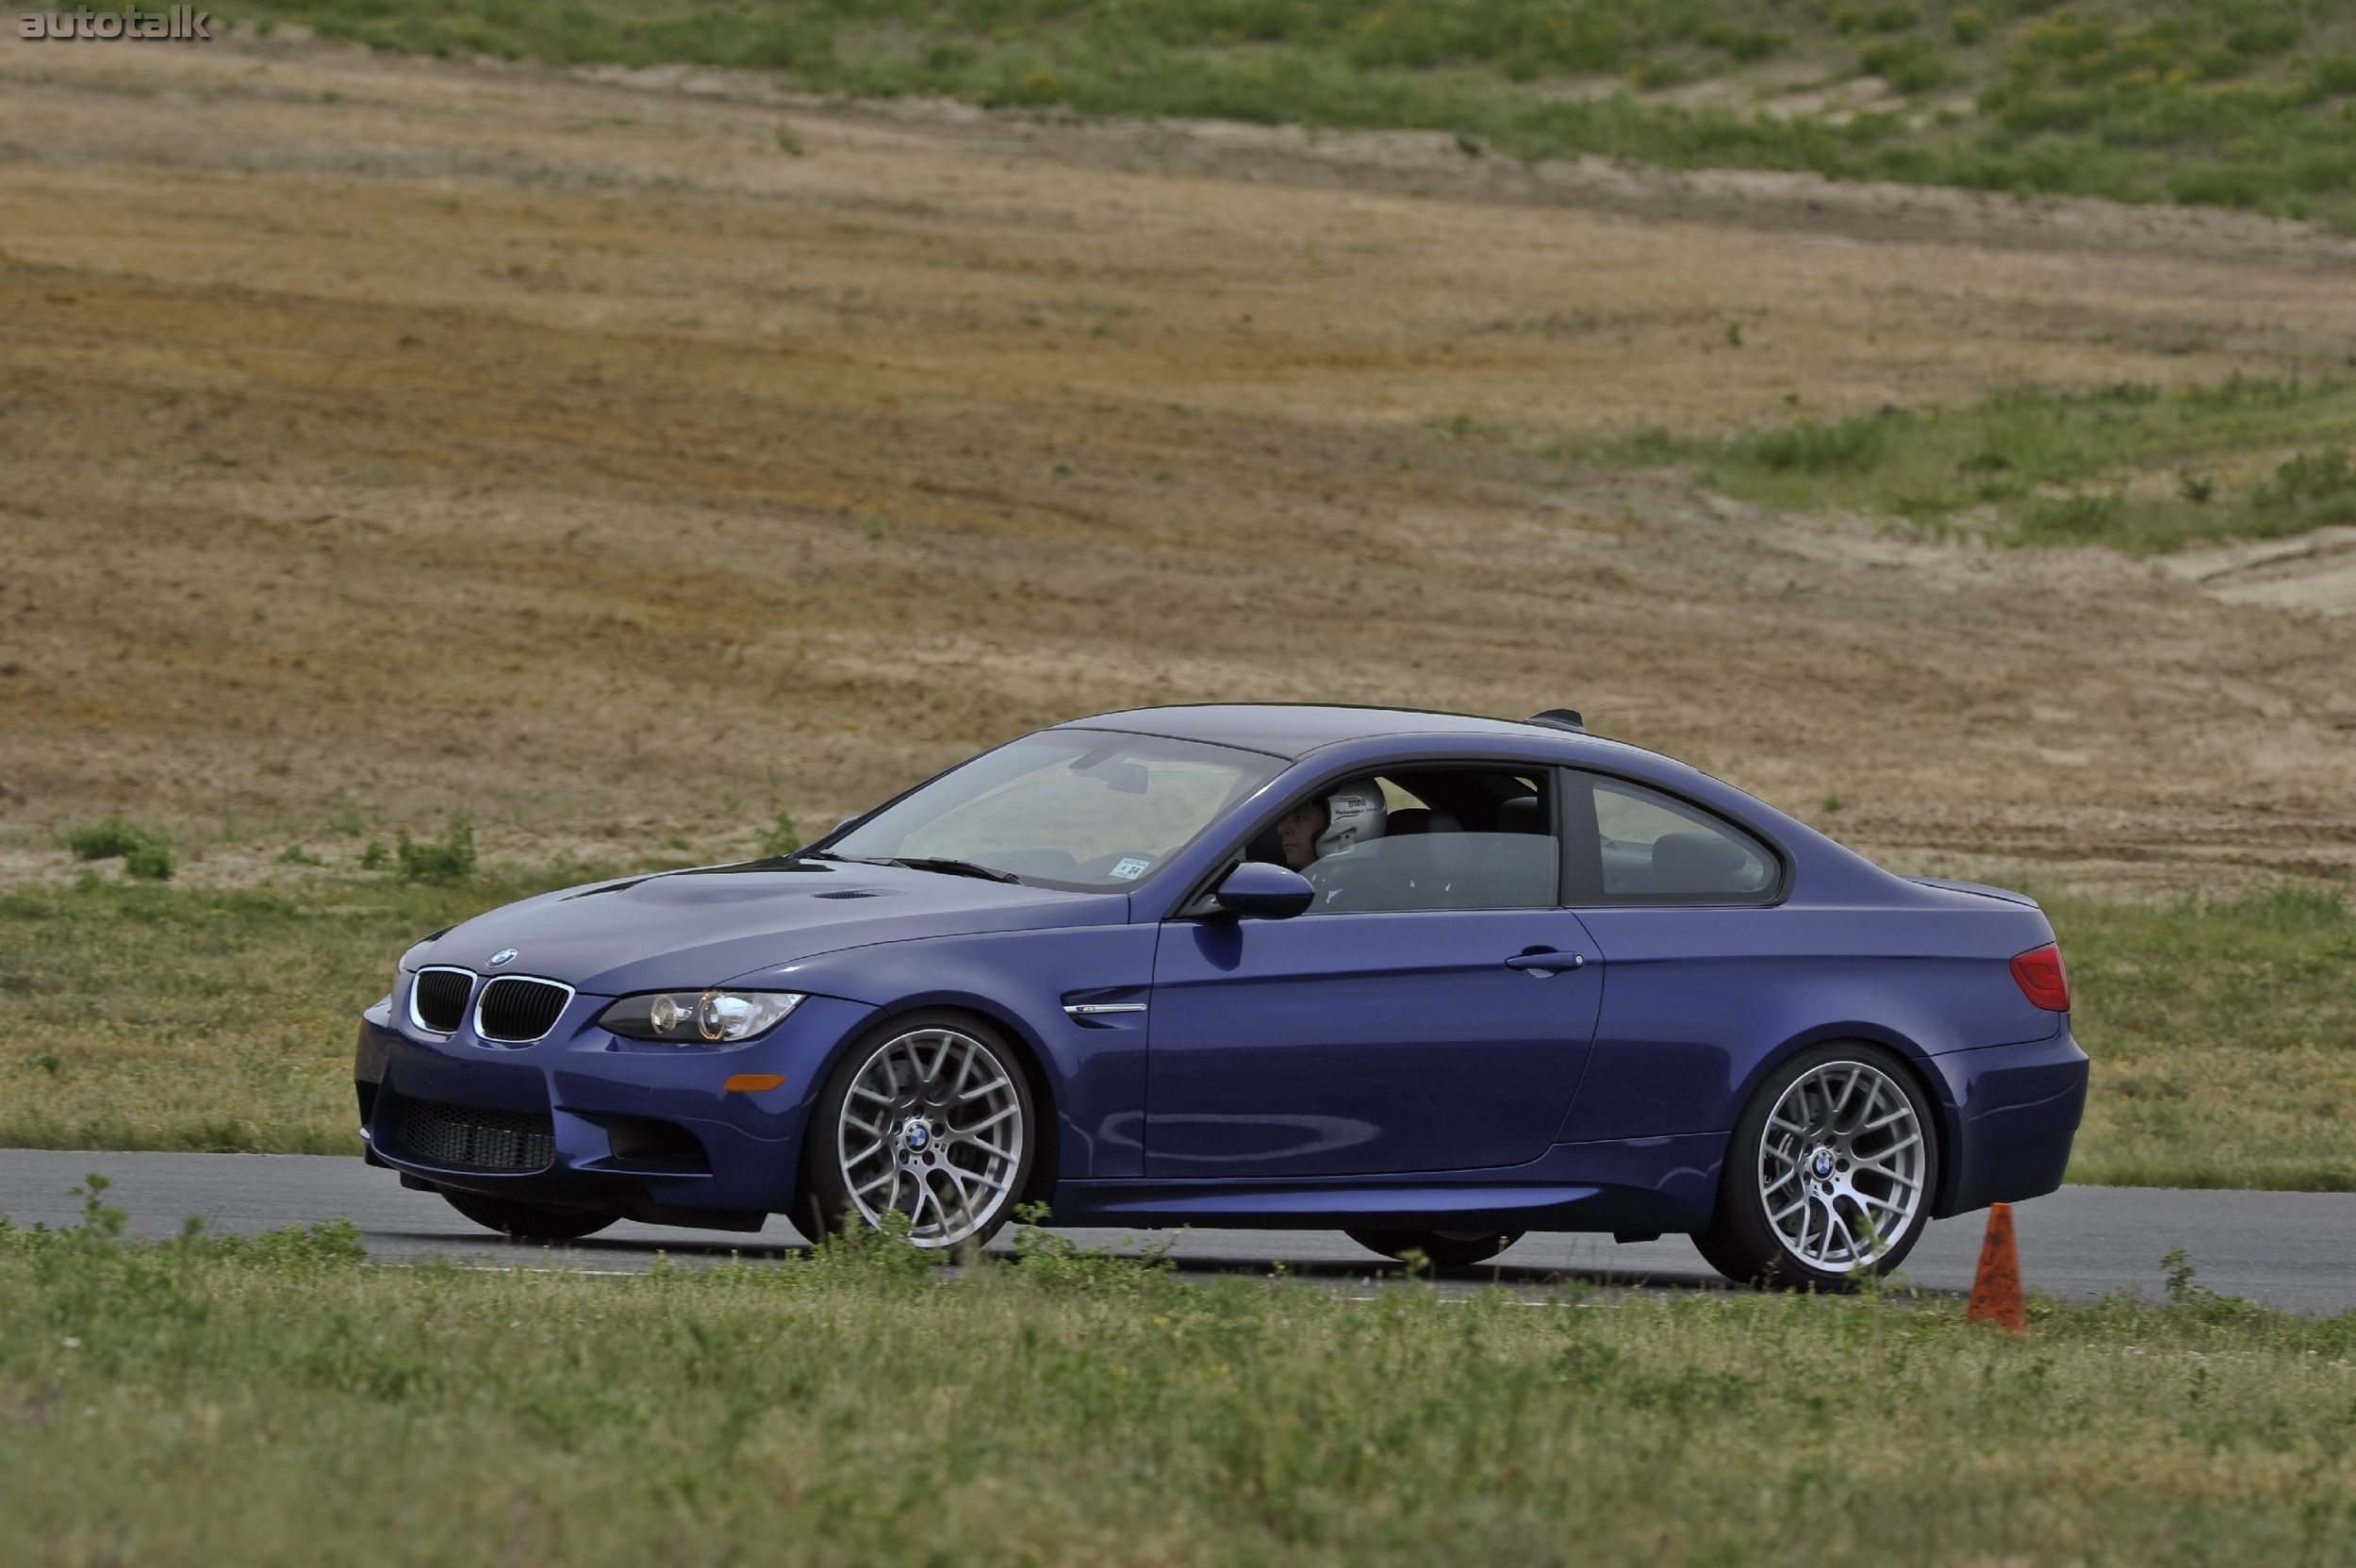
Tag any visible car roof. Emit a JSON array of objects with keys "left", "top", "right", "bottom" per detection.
[{"left": 1055, "top": 703, "right": 1585, "bottom": 761}]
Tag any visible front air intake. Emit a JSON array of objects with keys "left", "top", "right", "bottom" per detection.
[
  {"left": 476, "top": 977, "right": 573, "bottom": 1043},
  {"left": 391, "top": 1096, "right": 555, "bottom": 1172},
  {"left": 410, "top": 967, "right": 475, "bottom": 1034}
]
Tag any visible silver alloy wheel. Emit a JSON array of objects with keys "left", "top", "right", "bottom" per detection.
[
  {"left": 1757, "top": 1059, "right": 1926, "bottom": 1273},
  {"left": 835, "top": 1026, "right": 1026, "bottom": 1248}
]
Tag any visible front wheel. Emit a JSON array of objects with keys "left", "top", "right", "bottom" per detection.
[
  {"left": 442, "top": 1191, "right": 618, "bottom": 1242},
  {"left": 1347, "top": 1228, "right": 1524, "bottom": 1268},
  {"left": 1694, "top": 1043, "right": 1939, "bottom": 1291},
  {"left": 799, "top": 1011, "right": 1038, "bottom": 1250}
]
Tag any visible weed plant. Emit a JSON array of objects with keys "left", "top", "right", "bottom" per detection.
[
  {"left": 58, "top": 817, "right": 175, "bottom": 882},
  {"left": 758, "top": 810, "right": 802, "bottom": 858},
  {"left": 226, "top": 0, "right": 2356, "bottom": 229},
  {"left": 1, "top": 1181, "right": 2352, "bottom": 1565},
  {"left": 393, "top": 817, "right": 475, "bottom": 884}
]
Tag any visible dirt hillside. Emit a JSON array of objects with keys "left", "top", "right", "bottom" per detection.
[{"left": 2, "top": 32, "right": 2352, "bottom": 895}]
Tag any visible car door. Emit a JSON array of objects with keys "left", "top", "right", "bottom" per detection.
[{"left": 1145, "top": 767, "right": 1603, "bottom": 1180}]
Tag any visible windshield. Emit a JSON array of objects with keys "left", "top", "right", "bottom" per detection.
[{"left": 823, "top": 730, "right": 1283, "bottom": 891}]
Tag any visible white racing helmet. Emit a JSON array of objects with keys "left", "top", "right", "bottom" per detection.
[{"left": 1314, "top": 782, "right": 1388, "bottom": 859}]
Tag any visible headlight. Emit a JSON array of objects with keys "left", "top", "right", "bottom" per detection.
[{"left": 597, "top": 990, "right": 806, "bottom": 1045}]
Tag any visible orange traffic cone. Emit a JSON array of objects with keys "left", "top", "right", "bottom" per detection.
[{"left": 1966, "top": 1201, "right": 2028, "bottom": 1335}]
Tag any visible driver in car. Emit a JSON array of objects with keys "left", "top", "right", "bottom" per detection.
[{"left": 1274, "top": 782, "right": 1387, "bottom": 871}]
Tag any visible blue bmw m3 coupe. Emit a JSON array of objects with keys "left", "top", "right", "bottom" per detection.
[{"left": 355, "top": 704, "right": 2088, "bottom": 1288}]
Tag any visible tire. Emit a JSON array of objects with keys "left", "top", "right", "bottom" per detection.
[
  {"left": 442, "top": 1191, "right": 618, "bottom": 1243},
  {"left": 798, "top": 1010, "right": 1038, "bottom": 1251},
  {"left": 1694, "top": 1042, "right": 1940, "bottom": 1291},
  {"left": 1347, "top": 1228, "right": 1524, "bottom": 1268}
]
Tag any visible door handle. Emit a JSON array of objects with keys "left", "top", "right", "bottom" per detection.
[{"left": 1504, "top": 950, "right": 1584, "bottom": 976}]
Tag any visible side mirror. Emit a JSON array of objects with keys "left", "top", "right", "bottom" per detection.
[{"left": 1211, "top": 861, "right": 1314, "bottom": 919}]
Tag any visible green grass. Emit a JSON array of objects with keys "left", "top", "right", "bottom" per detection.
[
  {"left": 3, "top": 1193, "right": 2353, "bottom": 1566},
  {"left": 1618, "top": 373, "right": 2356, "bottom": 552},
  {"left": 2, "top": 872, "right": 2350, "bottom": 1188},
  {"left": 0, "top": 867, "right": 623, "bottom": 1153},
  {"left": 2056, "top": 887, "right": 2356, "bottom": 1190},
  {"left": 223, "top": 0, "right": 2356, "bottom": 229}
]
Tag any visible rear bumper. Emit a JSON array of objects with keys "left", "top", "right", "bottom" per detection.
[
  {"left": 1928, "top": 1026, "right": 2090, "bottom": 1217},
  {"left": 354, "top": 991, "right": 876, "bottom": 1224}
]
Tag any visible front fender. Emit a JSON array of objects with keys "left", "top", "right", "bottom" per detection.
[{"left": 723, "top": 923, "right": 1159, "bottom": 1180}]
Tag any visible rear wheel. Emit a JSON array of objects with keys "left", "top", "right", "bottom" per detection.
[
  {"left": 1346, "top": 1228, "right": 1524, "bottom": 1268},
  {"left": 442, "top": 1191, "right": 618, "bottom": 1243},
  {"left": 799, "top": 1011, "right": 1037, "bottom": 1250},
  {"left": 1694, "top": 1043, "right": 1938, "bottom": 1291}
]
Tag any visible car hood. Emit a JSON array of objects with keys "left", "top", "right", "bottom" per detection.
[{"left": 413, "top": 862, "right": 1125, "bottom": 997}]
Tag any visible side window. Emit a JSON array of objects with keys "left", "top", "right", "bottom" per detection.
[
  {"left": 1294, "top": 769, "right": 1559, "bottom": 914},
  {"left": 1577, "top": 774, "right": 1778, "bottom": 904}
]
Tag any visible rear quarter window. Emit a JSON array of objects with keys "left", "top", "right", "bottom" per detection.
[{"left": 1571, "top": 773, "right": 1780, "bottom": 905}]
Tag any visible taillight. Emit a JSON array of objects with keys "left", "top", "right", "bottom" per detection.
[{"left": 2010, "top": 943, "right": 2071, "bottom": 1012}]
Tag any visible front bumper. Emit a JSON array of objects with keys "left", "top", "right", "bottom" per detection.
[
  {"left": 1927, "top": 1025, "right": 2091, "bottom": 1217},
  {"left": 354, "top": 985, "right": 877, "bottom": 1225}
]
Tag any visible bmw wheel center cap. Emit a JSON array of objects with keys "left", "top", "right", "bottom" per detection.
[{"left": 1811, "top": 1148, "right": 1836, "bottom": 1178}]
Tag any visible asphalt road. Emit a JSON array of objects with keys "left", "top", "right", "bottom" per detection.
[{"left": 3, "top": 1149, "right": 2349, "bottom": 1312}]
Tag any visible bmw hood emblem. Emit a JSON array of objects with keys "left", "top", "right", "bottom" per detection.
[{"left": 488, "top": 949, "right": 519, "bottom": 967}]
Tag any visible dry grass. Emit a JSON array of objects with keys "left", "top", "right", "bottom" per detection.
[{"left": 4, "top": 38, "right": 2356, "bottom": 904}]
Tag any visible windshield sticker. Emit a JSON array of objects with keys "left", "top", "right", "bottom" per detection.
[{"left": 1109, "top": 856, "right": 1151, "bottom": 882}]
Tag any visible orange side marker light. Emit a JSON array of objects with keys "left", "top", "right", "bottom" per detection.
[
  {"left": 723, "top": 1074, "right": 787, "bottom": 1094},
  {"left": 1966, "top": 1200, "right": 2028, "bottom": 1335}
]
